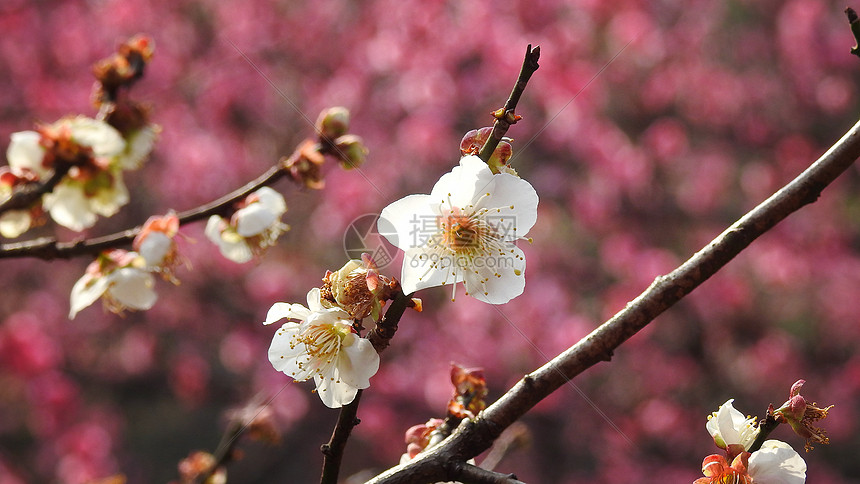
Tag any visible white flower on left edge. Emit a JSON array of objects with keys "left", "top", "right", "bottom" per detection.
[
  {"left": 378, "top": 155, "right": 538, "bottom": 304},
  {"left": 205, "top": 187, "right": 288, "bottom": 263},
  {"left": 7, "top": 117, "right": 130, "bottom": 231},
  {"left": 264, "top": 288, "right": 380, "bottom": 408},
  {"left": 69, "top": 249, "right": 157, "bottom": 319}
]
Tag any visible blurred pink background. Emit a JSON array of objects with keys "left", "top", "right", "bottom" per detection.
[{"left": 1, "top": 0, "right": 860, "bottom": 482}]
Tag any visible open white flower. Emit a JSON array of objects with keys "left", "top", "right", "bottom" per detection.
[
  {"left": 0, "top": 210, "right": 32, "bottom": 238},
  {"left": 378, "top": 155, "right": 538, "bottom": 304},
  {"left": 706, "top": 399, "right": 760, "bottom": 451},
  {"left": 747, "top": 440, "right": 806, "bottom": 484},
  {"left": 43, "top": 171, "right": 130, "bottom": 231},
  {"left": 206, "top": 187, "right": 288, "bottom": 263},
  {"left": 264, "top": 288, "right": 380, "bottom": 408},
  {"left": 6, "top": 130, "right": 48, "bottom": 178},
  {"left": 69, "top": 250, "right": 157, "bottom": 319}
]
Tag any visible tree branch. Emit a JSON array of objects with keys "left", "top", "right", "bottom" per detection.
[
  {"left": 319, "top": 290, "right": 413, "bottom": 483},
  {"left": 448, "top": 462, "right": 525, "bottom": 484},
  {"left": 364, "top": 117, "right": 860, "bottom": 483},
  {"left": 0, "top": 145, "right": 315, "bottom": 260},
  {"left": 846, "top": 7, "right": 860, "bottom": 57},
  {"left": 320, "top": 390, "right": 363, "bottom": 484},
  {"left": 0, "top": 165, "right": 72, "bottom": 214},
  {"left": 478, "top": 45, "right": 540, "bottom": 163}
]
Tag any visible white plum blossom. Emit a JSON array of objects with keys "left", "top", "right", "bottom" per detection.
[
  {"left": 697, "top": 400, "right": 807, "bottom": 484},
  {"left": 206, "top": 186, "right": 288, "bottom": 263},
  {"left": 69, "top": 250, "right": 157, "bottom": 319},
  {"left": 706, "top": 399, "right": 760, "bottom": 451},
  {"left": 378, "top": 155, "right": 538, "bottom": 304},
  {"left": 747, "top": 440, "right": 807, "bottom": 484},
  {"left": 43, "top": 171, "right": 130, "bottom": 231},
  {"left": 6, "top": 130, "right": 49, "bottom": 178},
  {"left": 0, "top": 210, "right": 32, "bottom": 238},
  {"left": 264, "top": 288, "right": 380, "bottom": 408},
  {"left": 5, "top": 117, "right": 131, "bottom": 231}
]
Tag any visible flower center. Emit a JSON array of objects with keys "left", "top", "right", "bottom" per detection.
[{"left": 290, "top": 320, "right": 354, "bottom": 381}]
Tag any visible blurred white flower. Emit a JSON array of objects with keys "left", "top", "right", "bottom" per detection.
[
  {"left": 69, "top": 250, "right": 157, "bottom": 319},
  {"left": 264, "top": 288, "right": 379, "bottom": 408},
  {"left": 206, "top": 186, "right": 288, "bottom": 263},
  {"left": 378, "top": 155, "right": 538, "bottom": 304},
  {"left": 6, "top": 130, "right": 48, "bottom": 178}
]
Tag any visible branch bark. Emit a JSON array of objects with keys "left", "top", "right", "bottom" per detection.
[{"left": 364, "top": 117, "right": 860, "bottom": 483}]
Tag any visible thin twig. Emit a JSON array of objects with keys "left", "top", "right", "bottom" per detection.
[
  {"left": 847, "top": 7, "right": 860, "bottom": 57},
  {"left": 319, "top": 290, "right": 413, "bottom": 483},
  {"left": 192, "top": 421, "right": 244, "bottom": 484},
  {"left": 0, "top": 165, "right": 72, "bottom": 214},
  {"left": 477, "top": 45, "right": 540, "bottom": 163},
  {"left": 320, "top": 390, "right": 363, "bottom": 484},
  {"left": 0, "top": 150, "right": 305, "bottom": 260},
  {"left": 364, "top": 117, "right": 860, "bottom": 483}
]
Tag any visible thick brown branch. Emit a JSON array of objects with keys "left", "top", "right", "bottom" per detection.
[
  {"left": 478, "top": 45, "right": 540, "bottom": 163},
  {"left": 365, "top": 118, "right": 860, "bottom": 483},
  {"left": 448, "top": 462, "right": 525, "bottom": 484}
]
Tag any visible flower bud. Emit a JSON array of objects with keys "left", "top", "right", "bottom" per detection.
[
  {"left": 316, "top": 107, "right": 350, "bottom": 140},
  {"left": 333, "top": 134, "right": 368, "bottom": 170}
]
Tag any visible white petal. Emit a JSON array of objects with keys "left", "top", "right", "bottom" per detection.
[
  {"left": 67, "top": 117, "right": 126, "bottom": 158},
  {"left": 479, "top": 172, "right": 539, "bottom": 237},
  {"left": 429, "top": 155, "right": 494, "bottom": 208},
  {"left": 43, "top": 183, "right": 98, "bottom": 231},
  {"left": 89, "top": 173, "right": 129, "bottom": 217},
  {"left": 254, "top": 187, "right": 287, "bottom": 215},
  {"left": 206, "top": 215, "right": 253, "bottom": 263},
  {"left": 748, "top": 440, "right": 807, "bottom": 484},
  {"left": 400, "top": 247, "right": 462, "bottom": 295},
  {"left": 314, "top": 373, "right": 358, "bottom": 408},
  {"left": 336, "top": 337, "right": 380, "bottom": 389},
  {"left": 377, "top": 194, "right": 439, "bottom": 251},
  {"left": 235, "top": 202, "right": 279, "bottom": 237},
  {"left": 205, "top": 215, "right": 226, "bottom": 244},
  {"left": 264, "top": 302, "right": 311, "bottom": 325},
  {"left": 268, "top": 323, "right": 305, "bottom": 374},
  {"left": 118, "top": 125, "right": 158, "bottom": 170},
  {"left": 306, "top": 288, "right": 325, "bottom": 312},
  {"left": 462, "top": 246, "right": 526, "bottom": 304},
  {"left": 69, "top": 273, "right": 110, "bottom": 319},
  {"left": 139, "top": 232, "right": 172, "bottom": 267},
  {"left": 0, "top": 210, "right": 32, "bottom": 238},
  {"left": 107, "top": 268, "right": 157, "bottom": 310},
  {"left": 7, "top": 131, "right": 49, "bottom": 177}
]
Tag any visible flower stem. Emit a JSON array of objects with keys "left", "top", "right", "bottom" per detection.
[{"left": 477, "top": 45, "right": 540, "bottom": 164}]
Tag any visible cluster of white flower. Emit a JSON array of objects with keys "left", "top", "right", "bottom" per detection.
[
  {"left": 68, "top": 186, "right": 290, "bottom": 319},
  {"left": 2, "top": 116, "right": 158, "bottom": 237},
  {"left": 265, "top": 154, "right": 539, "bottom": 407},
  {"left": 698, "top": 399, "right": 807, "bottom": 484}
]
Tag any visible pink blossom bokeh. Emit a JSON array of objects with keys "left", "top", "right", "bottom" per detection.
[{"left": 2, "top": 1, "right": 860, "bottom": 483}]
